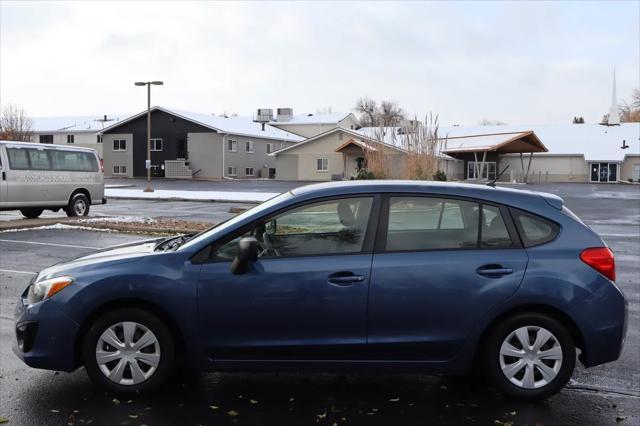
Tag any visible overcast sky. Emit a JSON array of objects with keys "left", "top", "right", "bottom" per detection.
[{"left": 1, "top": 1, "right": 638, "bottom": 125}]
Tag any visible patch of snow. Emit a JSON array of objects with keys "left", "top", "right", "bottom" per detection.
[
  {"left": 78, "top": 216, "right": 156, "bottom": 224},
  {"left": 105, "top": 188, "right": 279, "bottom": 202},
  {"left": 0, "top": 223, "right": 120, "bottom": 233}
]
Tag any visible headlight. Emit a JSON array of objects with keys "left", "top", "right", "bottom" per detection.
[{"left": 27, "top": 276, "right": 74, "bottom": 305}]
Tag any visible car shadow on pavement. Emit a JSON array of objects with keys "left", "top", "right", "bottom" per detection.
[{"left": 5, "top": 369, "right": 633, "bottom": 425}]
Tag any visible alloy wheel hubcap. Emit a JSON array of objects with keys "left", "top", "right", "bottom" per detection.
[
  {"left": 499, "top": 325, "right": 563, "bottom": 389},
  {"left": 96, "top": 321, "right": 160, "bottom": 386}
]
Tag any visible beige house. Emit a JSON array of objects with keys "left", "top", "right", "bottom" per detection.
[{"left": 268, "top": 109, "right": 360, "bottom": 138}]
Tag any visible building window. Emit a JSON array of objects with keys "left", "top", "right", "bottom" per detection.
[
  {"left": 39, "top": 134, "right": 53, "bottom": 144},
  {"left": 266, "top": 143, "right": 274, "bottom": 154},
  {"left": 113, "top": 165, "right": 127, "bottom": 175},
  {"left": 150, "top": 138, "right": 163, "bottom": 151},
  {"left": 245, "top": 167, "right": 254, "bottom": 177},
  {"left": 227, "top": 166, "right": 237, "bottom": 176},
  {"left": 97, "top": 135, "right": 103, "bottom": 144},
  {"left": 113, "top": 139, "right": 126, "bottom": 151},
  {"left": 228, "top": 139, "right": 237, "bottom": 152},
  {"left": 245, "top": 141, "right": 254, "bottom": 153},
  {"left": 316, "top": 158, "right": 329, "bottom": 171},
  {"left": 66, "top": 135, "right": 74, "bottom": 144}
]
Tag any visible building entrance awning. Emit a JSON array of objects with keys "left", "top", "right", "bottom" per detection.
[{"left": 441, "top": 131, "right": 547, "bottom": 157}]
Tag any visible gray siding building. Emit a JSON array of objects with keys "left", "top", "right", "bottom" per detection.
[{"left": 101, "top": 107, "right": 302, "bottom": 179}]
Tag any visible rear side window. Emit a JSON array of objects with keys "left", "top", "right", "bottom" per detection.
[
  {"left": 510, "top": 209, "right": 559, "bottom": 247},
  {"left": 7, "top": 148, "right": 29, "bottom": 169},
  {"left": 385, "top": 197, "right": 479, "bottom": 251},
  {"left": 50, "top": 150, "right": 99, "bottom": 172}
]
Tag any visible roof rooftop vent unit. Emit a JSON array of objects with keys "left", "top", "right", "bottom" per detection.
[
  {"left": 255, "top": 108, "right": 273, "bottom": 131},
  {"left": 277, "top": 108, "right": 293, "bottom": 122}
]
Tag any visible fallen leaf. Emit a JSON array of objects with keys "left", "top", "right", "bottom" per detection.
[
  {"left": 227, "top": 410, "right": 239, "bottom": 417},
  {"left": 616, "top": 416, "right": 627, "bottom": 422},
  {"left": 440, "top": 385, "right": 448, "bottom": 390},
  {"left": 509, "top": 411, "right": 516, "bottom": 416},
  {"left": 316, "top": 411, "right": 327, "bottom": 420},
  {"left": 388, "top": 397, "right": 400, "bottom": 402},
  {"left": 51, "top": 410, "right": 60, "bottom": 413},
  {"left": 250, "top": 399, "right": 258, "bottom": 404},
  {"left": 112, "top": 398, "right": 120, "bottom": 405},
  {"left": 209, "top": 405, "right": 219, "bottom": 410},
  {"left": 289, "top": 398, "right": 295, "bottom": 402},
  {"left": 128, "top": 415, "right": 138, "bottom": 419}
]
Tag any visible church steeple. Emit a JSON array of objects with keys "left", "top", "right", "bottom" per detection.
[{"left": 607, "top": 67, "right": 620, "bottom": 126}]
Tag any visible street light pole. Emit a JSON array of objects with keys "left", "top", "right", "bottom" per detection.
[{"left": 135, "top": 80, "right": 163, "bottom": 193}]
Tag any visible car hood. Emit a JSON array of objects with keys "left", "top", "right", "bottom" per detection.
[{"left": 35, "top": 238, "right": 164, "bottom": 280}]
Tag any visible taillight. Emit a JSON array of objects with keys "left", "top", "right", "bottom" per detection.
[
  {"left": 580, "top": 247, "right": 615, "bottom": 281},
  {"left": 100, "top": 158, "right": 104, "bottom": 172}
]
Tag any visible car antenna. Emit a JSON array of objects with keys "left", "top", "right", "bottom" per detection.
[{"left": 487, "top": 165, "right": 510, "bottom": 187}]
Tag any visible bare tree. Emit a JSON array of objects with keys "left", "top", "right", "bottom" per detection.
[
  {"left": 379, "top": 100, "right": 405, "bottom": 127},
  {"left": 572, "top": 116, "right": 585, "bottom": 124},
  {"left": 0, "top": 104, "right": 33, "bottom": 141},
  {"left": 353, "top": 96, "right": 377, "bottom": 127},
  {"left": 620, "top": 88, "right": 640, "bottom": 123},
  {"left": 478, "top": 118, "right": 507, "bottom": 126}
]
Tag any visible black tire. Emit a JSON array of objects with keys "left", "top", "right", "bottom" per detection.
[
  {"left": 82, "top": 308, "right": 175, "bottom": 393},
  {"left": 66, "top": 193, "right": 90, "bottom": 217},
  {"left": 483, "top": 312, "right": 576, "bottom": 400},
  {"left": 20, "top": 208, "right": 43, "bottom": 219}
]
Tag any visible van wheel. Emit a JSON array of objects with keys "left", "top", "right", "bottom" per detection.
[
  {"left": 483, "top": 312, "right": 575, "bottom": 400},
  {"left": 66, "top": 193, "right": 90, "bottom": 217},
  {"left": 82, "top": 308, "right": 175, "bottom": 393},
  {"left": 20, "top": 208, "right": 43, "bottom": 219}
]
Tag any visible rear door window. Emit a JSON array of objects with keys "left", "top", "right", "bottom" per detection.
[
  {"left": 510, "top": 209, "right": 559, "bottom": 247},
  {"left": 27, "top": 149, "right": 52, "bottom": 170},
  {"left": 50, "top": 150, "right": 99, "bottom": 172},
  {"left": 481, "top": 205, "right": 513, "bottom": 248},
  {"left": 385, "top": 197, "right": 479, "bottom": 251}
]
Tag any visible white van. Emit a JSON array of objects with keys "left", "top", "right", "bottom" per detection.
[{"left": 0, "top": 141, "right": 106, "bottom": 218}]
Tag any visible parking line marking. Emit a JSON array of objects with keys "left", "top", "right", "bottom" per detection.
[
  {"left": 0, "top": 268, "right": 37, "bottom": 275},
  {"left": 0, "top": 239, "right": 99, "bottom": 250}
]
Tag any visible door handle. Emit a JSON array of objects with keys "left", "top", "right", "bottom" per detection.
[
  {"left": 327, "top": 272, "right": 366, "bottom": 286},
  {"left": 477, "top": 266, "right": 513, "bottom": 278}
]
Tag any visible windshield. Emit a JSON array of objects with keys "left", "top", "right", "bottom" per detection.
[{"left": 177, "top": 191, "right": 294, "bottom": 251}]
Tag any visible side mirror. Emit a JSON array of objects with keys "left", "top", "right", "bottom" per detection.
[{"left": 230, "top": 237, "right": 258, "bottom": 275}]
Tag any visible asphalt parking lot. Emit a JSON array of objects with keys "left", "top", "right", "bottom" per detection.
[{"left": 0, "top": 183, "right": 638, "bottom": 425}]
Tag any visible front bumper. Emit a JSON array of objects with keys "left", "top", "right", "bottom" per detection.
[{"left": 13, "top": 294, "right": 80, "bottom": 372}]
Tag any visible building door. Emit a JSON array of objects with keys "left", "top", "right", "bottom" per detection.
[
  {"left": 599, "top": 163, "right": 609, "bottom": 182},
  {"left": 177, "top": 139, "right": 187, "bottom": 159},
  {"left": 590, "top": 163, "right": 599, "bottom": 182},
  {"left": 609, "top": 163, "right": 617, "bottom": 181}
]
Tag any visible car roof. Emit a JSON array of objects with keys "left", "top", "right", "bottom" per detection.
[
  {"left": 0, "top": 140, "right": 96, "bottom": 153},
  {"left": 290, "top": 180, "right": 563, "bottom": 211}
]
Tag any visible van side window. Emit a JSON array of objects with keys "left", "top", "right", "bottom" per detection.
[
  {"left": 27, "top": 149, "right": 52, "bottom": 170},
  {"left": 7, "top": 148, "right": 30, "bottom": 170},
  {"left": 510, "top": 209, "right": 560, "bottom": 248},
  {"left": 50, "top": 151, "right": 98, "bottom": 172}
]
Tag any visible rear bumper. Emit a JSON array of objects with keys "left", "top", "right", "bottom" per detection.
[
  {"left": 13, "top": 296, "right": 80, "bottom": 372},
  {"left": 578, "top": 282, "right": 628, "bottom": 368}
]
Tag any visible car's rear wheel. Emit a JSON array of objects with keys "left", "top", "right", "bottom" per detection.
[
  {"left": 66, "top": 193, "right": 90, "bottom": 217},
  {"left": 483, "top": 312, "right": 575, "bottom": 400},
  {"left": 82, "top": 308, "right": 175, "bottom": 393},
  {"left": 20, "top": 208, "right": 43, "bottom": 219}
]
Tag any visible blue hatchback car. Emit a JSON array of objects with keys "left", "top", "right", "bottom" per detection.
[{"left": 14, "top": 181, "right": 627, "bottom": 399}]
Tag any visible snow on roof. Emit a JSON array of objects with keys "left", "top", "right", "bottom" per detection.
[
  {"left": 441, "top": 132, "right": 539, "bottom": 153},
  {"left": 359, "top": 124, "right": 639, "bottom": 162},
  {"left": 438, "top": 123, "right": 639, "bottom": 162},
  {"left": 269, "top": 112, "right": 353, "bottom": 125},
  {"left": 31, "top": 115, "right": 129, "bottom": 132},
  {"left": 165, "top": 108, "right": 303, "bottom": 142},
  {"left": 101, "top": 107, "right": 303, "bottom": 142}
]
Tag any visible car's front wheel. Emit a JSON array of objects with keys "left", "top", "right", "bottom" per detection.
[
  {"left": 82, "top": 308, "right": 175, "bottom": 393},
  {"left": 483, "top": 312, "right": 576, "bottom": 400}
]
